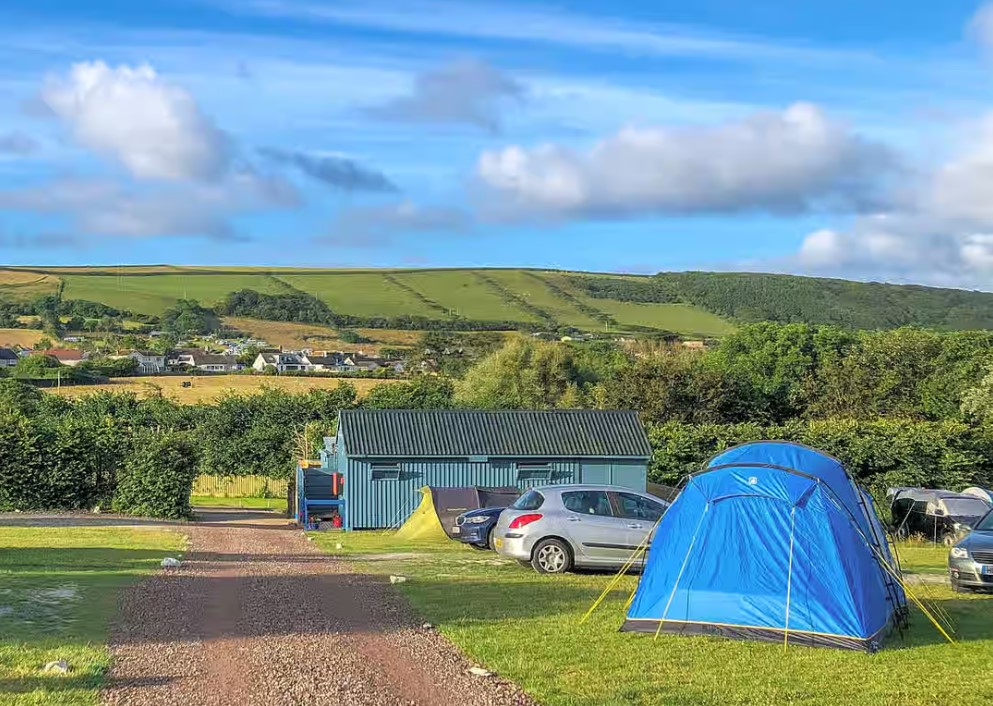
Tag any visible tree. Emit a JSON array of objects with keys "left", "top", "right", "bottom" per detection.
[
  {"left": 362, "top": 376, "right": 454, "bottom": 409},
  {"left": 454, "top": 337, "right": 592, "bottom": 409},
  {"left": 161, "top": 299, "right": 220, "bottom": 336}
]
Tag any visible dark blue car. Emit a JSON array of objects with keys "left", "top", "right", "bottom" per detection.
[{"left": 454, "top": 507, "right": 505, "bottom": 550}]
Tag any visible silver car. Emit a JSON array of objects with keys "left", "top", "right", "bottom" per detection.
[{"left": 492, "top": 484, "right": 670, "bottom": 574}]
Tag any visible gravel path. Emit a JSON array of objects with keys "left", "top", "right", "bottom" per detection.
[{"left": 101, "top": 510, "right": 536, "bottom": 706}]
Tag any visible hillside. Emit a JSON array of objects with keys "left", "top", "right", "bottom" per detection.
[{"left": 3, "top": 265, "right": 993, "bottom": 336}]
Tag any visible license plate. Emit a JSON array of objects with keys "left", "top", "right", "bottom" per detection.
[
  {"left": 982, "top": 565, "right": 993, "bottom": 575},
  {"left": 494, "top": 538, "right": 504, "bottom": 549},
  {"left": 451, "top": 526, "right": 460, "bottom": 535}
]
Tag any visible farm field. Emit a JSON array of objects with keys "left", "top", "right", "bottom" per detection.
[
  {"left": 0, "top": 269, "right": 60, "bottom": 301},
  {"left": 0, "top": 328, "right": 46, "bottom": 347},
  {"left": 47, "top": 374, "right": 395, "bottom": 403},
  {"left": 313, "top": 533, "right": 992, "bottom": 706},
  {"left": 223, "top": 317, "right": 371, "bottom": 351},
  {"left": 393, "top": 270, "right": 539, "bottom": 322},
  {"left": 485, "top": 270, "right": 604, "bottom": 329},
  {"left": 0, "top": 525, "right": 183, "bottom": 706},
  {"left": 593, "top": 300, "right": 736, "bottom": 337},
  {"left": 61, "top": 273, "right": 293, "bottom": 315},
  {"left": 276, "top": 273, "right": 440, "bottom": 318}
]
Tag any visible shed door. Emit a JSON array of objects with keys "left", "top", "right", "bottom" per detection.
[{"left": 582, "top": 463, "right": 611, "bottom": 485}]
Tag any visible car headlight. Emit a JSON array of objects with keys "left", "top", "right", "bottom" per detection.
[
  {"left": 950, "top": 547, "right": 969, "bottom": 560},
  {"left": 465, "top": 516, "right": 489, "bottom": 524}
]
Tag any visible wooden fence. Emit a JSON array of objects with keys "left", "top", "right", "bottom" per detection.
[{"left": 192, "top": 475, "right": 289, "bottom": 498}]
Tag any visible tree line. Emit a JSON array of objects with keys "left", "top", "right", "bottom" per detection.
[{"left": 6, "top": 321, "right": 993, "bottom": 515}]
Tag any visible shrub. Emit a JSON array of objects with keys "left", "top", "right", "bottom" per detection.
[{"left": 112, "top": 432, "right": 199, "bottom": 519}]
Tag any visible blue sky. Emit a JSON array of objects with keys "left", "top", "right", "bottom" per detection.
[{"left": 3, "top": 1, "right": 993, "bottom": 286}]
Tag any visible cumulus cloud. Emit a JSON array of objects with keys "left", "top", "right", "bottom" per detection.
[
  {"left": 969, "top": 3, "right": 993, "bottom": 50},
  {"left": 0, "top": 171, "right": 297, "bottom": 241},
  {"left": 259, "top": 147, "right": 397, "bottom": 192},
  {"left": 475, "top": 103, "right": 893, "bottom": 221},
  {"left": 0, "top": 131, "right": 39, "bottom": 156},
  {"left": 328, "top": 200, "right": 470, "bottom": 244},
  {"left": 792, "top": 113, "right": 993, "bottom": 286},
  {"left": 40, "top": 61, "right": 230, "bottom": 181},
  {"left": 366, "top": 58, "right": 523, "bottom": 132}
]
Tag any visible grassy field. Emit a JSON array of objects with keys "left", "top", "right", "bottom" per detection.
[
  {"left": 0, "top": 269, "right": 61, "bottom": 301},
  {"left": 0, "top": 328, "right": 46, "bottom": 348},
  {"left": 190, "top": 495, "right": 288, "bottom": 511},
  {"left": 2, "top": 267, "right": 743, "bottom": 335},
  {"left": 394, "top": 270, "right": 539, "bottom": 322},
  {"left": 0, "top": 525, "right": 183, "bottom": 705},
  {"left": 61, "top": 273, "right": 293, "bottom": 315},
  {"left": 47, "top": 375, "right": 395, "bottom": 403},
  {"left": 223, "top": 317, "right": 418, "bottom": 353},
  {"left": 311, "top": 533, "right": 992, "bottom": 706},
  {"left": 277, "top": 273, "right": 440, "bottom": 318}
]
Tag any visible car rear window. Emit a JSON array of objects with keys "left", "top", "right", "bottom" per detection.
[{"left": 511, "top": 489, "right": 544, "bottom": 511}]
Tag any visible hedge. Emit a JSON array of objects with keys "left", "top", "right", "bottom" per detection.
[
  {"left": 647, "top": 418, "right": 993, "bottom": 498},
  {"left": 112, "top": 432, "right": 199, "bottom": 519}
]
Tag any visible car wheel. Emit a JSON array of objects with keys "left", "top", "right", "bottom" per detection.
[
  {"left": 486, "top": 526, "right": 496, "bottom": 550},
  {"left": 531, "top": 538, "right": 572, "bottom": 574}
]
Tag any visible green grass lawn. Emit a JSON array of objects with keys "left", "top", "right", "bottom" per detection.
[
  {"left": 60, "top": 274, "right": 292, "bottom": 315},
  {"left": 276, "top": 273, "right": 440, "bottom": 318},
  {"left": 190, "top": 495, "right": 288, "bottom": 512},
  {"left": 485, "top": 271, "right": 603, "bottom": 329},
  {"left": 311, "top": 533, "right": 992, "bottom": 706},
  {"left": 0, "top": 526, "right": 183, "bottom": 705},
  {"left": 393, "top": 271, "right": 540, "bottom": 322}
]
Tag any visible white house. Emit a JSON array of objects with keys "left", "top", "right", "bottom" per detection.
[
  {"left": 252, "top": 351, "right": 307, "bottom": 373},
  {"left": 175, "top": 351, "right": 242, "bottom": 372},
  {"left": 128, "top": 350, "right": 167, "bottom": 374}
]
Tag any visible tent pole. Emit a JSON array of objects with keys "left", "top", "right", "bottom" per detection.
[
  {"left": 783, "top": 506, "right": 797, "bottom": 652},
  {"left": 655, "top": 502, "right": 710, "bottom": 641}
]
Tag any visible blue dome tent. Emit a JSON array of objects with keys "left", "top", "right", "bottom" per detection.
[{"left": 623, "top": 441, "right": 908, "bottom": 652}]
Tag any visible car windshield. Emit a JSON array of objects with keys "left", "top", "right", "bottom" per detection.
[
  {"left": 941, "top": 498, "right": 991, "bottom": 518},
  {"left": 511, "top": 489, "right": 544, "bottom": 511},
  {"left": 977, "top": 512, "right": 993, "bottom": 531}
]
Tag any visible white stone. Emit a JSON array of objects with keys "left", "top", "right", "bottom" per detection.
[
  {"left": 335, "top": 542, "right": 343, "bottom": 550},
  {"left": 160, "top": 557, "right": 181, "bottom": 568},
  {"left": 421, "top": 622, "right": 433, "bottom": 630},
  {"left": 389, "top": 575, "right": 408, "bottom": 584},
  {"left": 43, "top": 660, "right": 70, "bottom": 674},
  {"left": 469, "top": 667, "right": 492, "bottom": 677}
]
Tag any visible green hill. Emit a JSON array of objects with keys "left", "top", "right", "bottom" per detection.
[{"left": 4, "top": 266, "right": 993, "bottom": 336}]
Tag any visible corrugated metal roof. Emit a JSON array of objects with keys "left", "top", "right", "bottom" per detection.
[{"left": 338, "top": 409, "right": 651, "bottom": 459}]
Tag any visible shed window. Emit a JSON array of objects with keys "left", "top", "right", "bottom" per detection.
[
  {"left": 371, "top": 463, "right": 401, "bottom": 481},
  {"left": 516, "top": 463, "right": 552, "bottom": 481}
]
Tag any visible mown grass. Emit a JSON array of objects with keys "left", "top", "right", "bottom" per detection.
[
  {"left": 45, "top": 375, "right": 395, "bottom": 404},
  {"left": 0, "top": 270, "right": 61, "bottom": 301},
  {"left": 0, "top": 328, "right": 46, "bottom": 348},
  {"left": 394, "top": 271, "right": 540, "bottom": 322},
  {"left": 0, "top": 526, "right": 183, "bottom": 705},
  {"left": 485, "top": 270, "right": 603, "bottom": 329},
  {"left": 190, "top": 495, "right": 288, "bottom": 511},
  {"left": 277, "top": 273, "right": 440, "bottom": 318},
  {"left": 311, "top": 533, "right": 992, "bottom": 706},
  {"left": 60, "top": 274, "right": 293, "bottom": 315}
]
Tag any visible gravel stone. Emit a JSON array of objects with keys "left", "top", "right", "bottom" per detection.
[{"left": 100, "top": 511, "right": 536, "bottom": 706}]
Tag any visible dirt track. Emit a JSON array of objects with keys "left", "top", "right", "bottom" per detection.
[{"left": 101, "top": 509, "right": 535, "bottom": 706}]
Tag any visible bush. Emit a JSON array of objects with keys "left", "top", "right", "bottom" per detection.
[
  {"left": 647, "top": 419, "right": 993, "bottom": 499},
  {"left": 112, "top": 432, "right": 199, "bottom": 519}
]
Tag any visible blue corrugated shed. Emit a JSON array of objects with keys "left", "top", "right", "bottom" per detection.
[{"left": 324, "top": 409, "right": 650, "bottom": 530}]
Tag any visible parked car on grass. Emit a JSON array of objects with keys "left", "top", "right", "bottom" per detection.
[
  {"left": 492, "top": 484, "right": 670, "bottom": 574},
  {"left": 949, "top": 509, "right": 993, "bottom": 593},
  {"left": 454, "top": 507, "right": 505, "bottom": 549}
]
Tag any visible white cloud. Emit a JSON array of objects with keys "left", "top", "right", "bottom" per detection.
[
  {"left": 968, "top": 3, "right": 993, "bottom": 50},
  {"left": 476, "top": 103, "right": 893, "bottom": 220},
  {"left": 366, "top": 59, "right": 524, "bottom": 132},
  {"left": 41, "top": 61, "right": 230, "bottom": 181},
  {"left": 0, "top": 171, "right": 297, "bottom": 240}
]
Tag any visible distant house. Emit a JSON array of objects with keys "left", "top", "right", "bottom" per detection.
[
  {"left": 0, "top": 347, "right": 18, "bottom": 368},
  {"left": 175, "top": 351, "right": 242, "bottom": 372},
  {"left": 252, "top": 351, "right": 307, "bottom": 373},
  {"left": 128, "top": 350, "right": 166, "bottom": 374},
  {"left": 35, "top": 348, "right": 87, "bottom": 367}
]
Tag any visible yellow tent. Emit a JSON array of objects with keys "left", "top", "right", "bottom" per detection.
[{"left": 394, "top": 487, "right": 449, "bottom": 541}]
